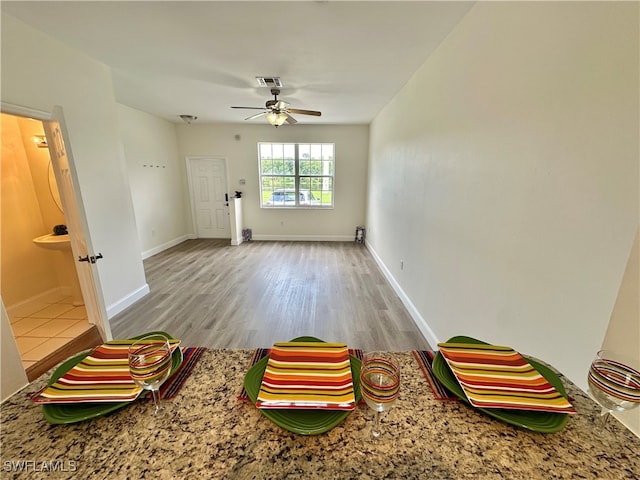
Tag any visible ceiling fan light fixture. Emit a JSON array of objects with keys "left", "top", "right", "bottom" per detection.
[
  {"left": 265, "top": 112, "right": 288, "bottom": 127},
  {"left": 231, "top": 89, "right": 320, "bottom": 125}
]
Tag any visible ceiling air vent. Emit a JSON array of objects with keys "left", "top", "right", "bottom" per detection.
[{"left": 256, "top": 77, "right": 283, "bottom": 88}]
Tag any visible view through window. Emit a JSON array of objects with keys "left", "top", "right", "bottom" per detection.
[{"left": 258, "top": 143, "right": 334, "bottom": 208}]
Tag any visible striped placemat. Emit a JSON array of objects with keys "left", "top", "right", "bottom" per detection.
[
  {"left": 412, "top": 350, "right": 457, "bottom": 401},
  {"left": 238, "top": 347, "right": 364, "bottom": 401},
  {"left": 145, "top": 346, "right": 206, "bottom": 400}
]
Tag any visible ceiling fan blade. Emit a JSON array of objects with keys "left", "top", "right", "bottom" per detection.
[
  {"left": 285, "top": 113, "right": 298, "bottom": 124},
  {"left": 287, "top": 108, "right": 321, "bottom": 117},
  {"left": 231, "top": 106, "right": 264, "bottom": 110},
  {"left": 245, "top": 112, "right": 267, "bottom": 121}
]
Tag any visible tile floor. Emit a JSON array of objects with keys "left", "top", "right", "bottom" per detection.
[{"left": 7, "top": 291, "right": 92, "bottom": 371}]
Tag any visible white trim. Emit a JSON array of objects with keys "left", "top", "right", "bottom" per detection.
[
  {"left": 366, "top": 242, "right": 440, "bottom": 349},
  {"left": 251, "top": 234, "right": 354, "bottom": 242},
  {"left": 4, "top": 287, "right": 68, "bottom": 317},
  {"left": 1, "top": 102, "right": 51, "bottom": 120},
  {"left": 106, "top": 284, "right": 150, "bottom": 319},
  {"left": 141, "top": 234, "right": 195, "bottom": 260},
  {"left": 46, "top": 106, "right": 112, "bottom": 340}
]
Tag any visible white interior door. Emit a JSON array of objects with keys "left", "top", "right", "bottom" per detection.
[
  {"left": 44, "top": 107, "right": 111, "bottom": 341},
  {"left": 189, "top": 157, "right": 230, "bottom": 238}
]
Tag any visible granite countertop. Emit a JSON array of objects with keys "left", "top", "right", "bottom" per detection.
[{"left": 1, "top": 350, "right": 639, "bottom": 479}]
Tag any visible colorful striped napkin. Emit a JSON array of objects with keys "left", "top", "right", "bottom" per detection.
[
  {"left": 33, "top": 339, "right": 180, "bottom": 404},
  {"left": 256, "top": 342, "right": 356, "bottom": 411},
  {"left": 437, "top": 342, "right": 576, "bottom": 414},
  {"left": 238, "top": 347, "right": 364, "bottom": 401}
]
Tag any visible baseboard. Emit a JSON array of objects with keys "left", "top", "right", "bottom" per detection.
[
  {"left": 365, "top": 242, "right": 440, "bottom": 349},
  {"left": 115, "top": 234, "right": 195, "bottom": 318},
  {"left": 251, "top": 234, "right": 354, "bottom": 242},
  {"left": 141, "top": 234, "right": 195, "bottom": 260},
  {"left": 5, "top": 287, "right": 68, "bottom": 317},
  {"left": 142, "top": 233, "right": 353, "bottom": 249},
  {"left": 106, "top": 284, "right": 150, "bottom": 319}
]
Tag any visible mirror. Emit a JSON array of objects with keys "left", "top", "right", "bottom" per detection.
[{"left": 48, "top": 161, "right": 63, "bottom": 212}]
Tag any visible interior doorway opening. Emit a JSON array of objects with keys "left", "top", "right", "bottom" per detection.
[{"left": 1, "top": 111, "right": 102, "bottom": 381}]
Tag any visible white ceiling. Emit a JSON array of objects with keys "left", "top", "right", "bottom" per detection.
[{"left": 2, "top": 1, "right": 474, "bottom": 125}]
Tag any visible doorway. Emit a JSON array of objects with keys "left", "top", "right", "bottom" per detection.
[
  {"left": 1, "top": 109, "right": 103, "bottom": 380},
  {"left": 187, "top": 157, "right": 231, "bottom": 238}
]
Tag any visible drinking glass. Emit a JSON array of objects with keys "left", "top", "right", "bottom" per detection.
[
  {"left": 360, "top": 352, "right": 400, "bottom": 438},
  {"left": 587, "top": 350, "right": 640, "bottom": 430},
  {"left": 128, "top": 334, "right": 173, "bottom": 415}
]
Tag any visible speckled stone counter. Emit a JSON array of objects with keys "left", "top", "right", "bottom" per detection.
[{"left": 1, "top": 350, "right": 639, "bottom": 479}]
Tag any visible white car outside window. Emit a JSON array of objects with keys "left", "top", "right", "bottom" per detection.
[{"left": 266, "top": 190, "right": 318, "bottom": 206}]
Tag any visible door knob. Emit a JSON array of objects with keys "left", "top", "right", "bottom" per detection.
[{"left": 78, "top": 253, "right": 103, "bottom": 264}]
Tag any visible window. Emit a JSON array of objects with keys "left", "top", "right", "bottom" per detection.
[{"left": 259, "top": 142, "right": 334, "bottom": 208}]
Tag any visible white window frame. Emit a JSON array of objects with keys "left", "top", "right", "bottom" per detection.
[{"left": 258, "top": 142, "right": 335, "bottom": 209}]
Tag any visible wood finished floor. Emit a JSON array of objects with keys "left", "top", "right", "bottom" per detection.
[{"left": 110, "top": 240, "right": 431, "bottom": 351}]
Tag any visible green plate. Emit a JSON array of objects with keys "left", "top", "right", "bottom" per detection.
[
  {"left": 432, "top": 335, "right": 570, "bottom": 433},
  {"left": 42, "top": 331, "right": 183, "bottom": 424},
  {"left": 243, "top": 336, "right": 361, "bottom": 435}
]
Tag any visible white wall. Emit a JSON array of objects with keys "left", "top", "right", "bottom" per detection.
[
  {"left": 1, "top": 302, "right": 27, "bottom": 401},
  {"left": 176, "top": 123, "right": 369, "bottom": 241},
  {"left": 1, "top": 114, "right": 62, "bottom": 306},
  {"left": 117, "top": 104, "right": 189, "bottom": 257},
  {"left": 1, "top": 15, "right": 148, "bottom": 392},
  {"left": 367, "top": 1, "right": 638, "bottom": 396},
  {"left": 1, "top": 15, "right": 147, "bottom": 311}
]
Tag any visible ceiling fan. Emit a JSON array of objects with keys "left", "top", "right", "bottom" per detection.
[{"left": 231, "top": 88, "right": 321, "bottom": 127}]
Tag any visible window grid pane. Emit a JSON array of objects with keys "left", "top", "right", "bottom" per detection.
[{"left": 259, "top": 142, "right": 334, "bottom": 208}]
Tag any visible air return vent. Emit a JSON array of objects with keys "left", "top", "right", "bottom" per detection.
[{"left": 256, "top": 77, "right": 283, "bottom": 88}]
